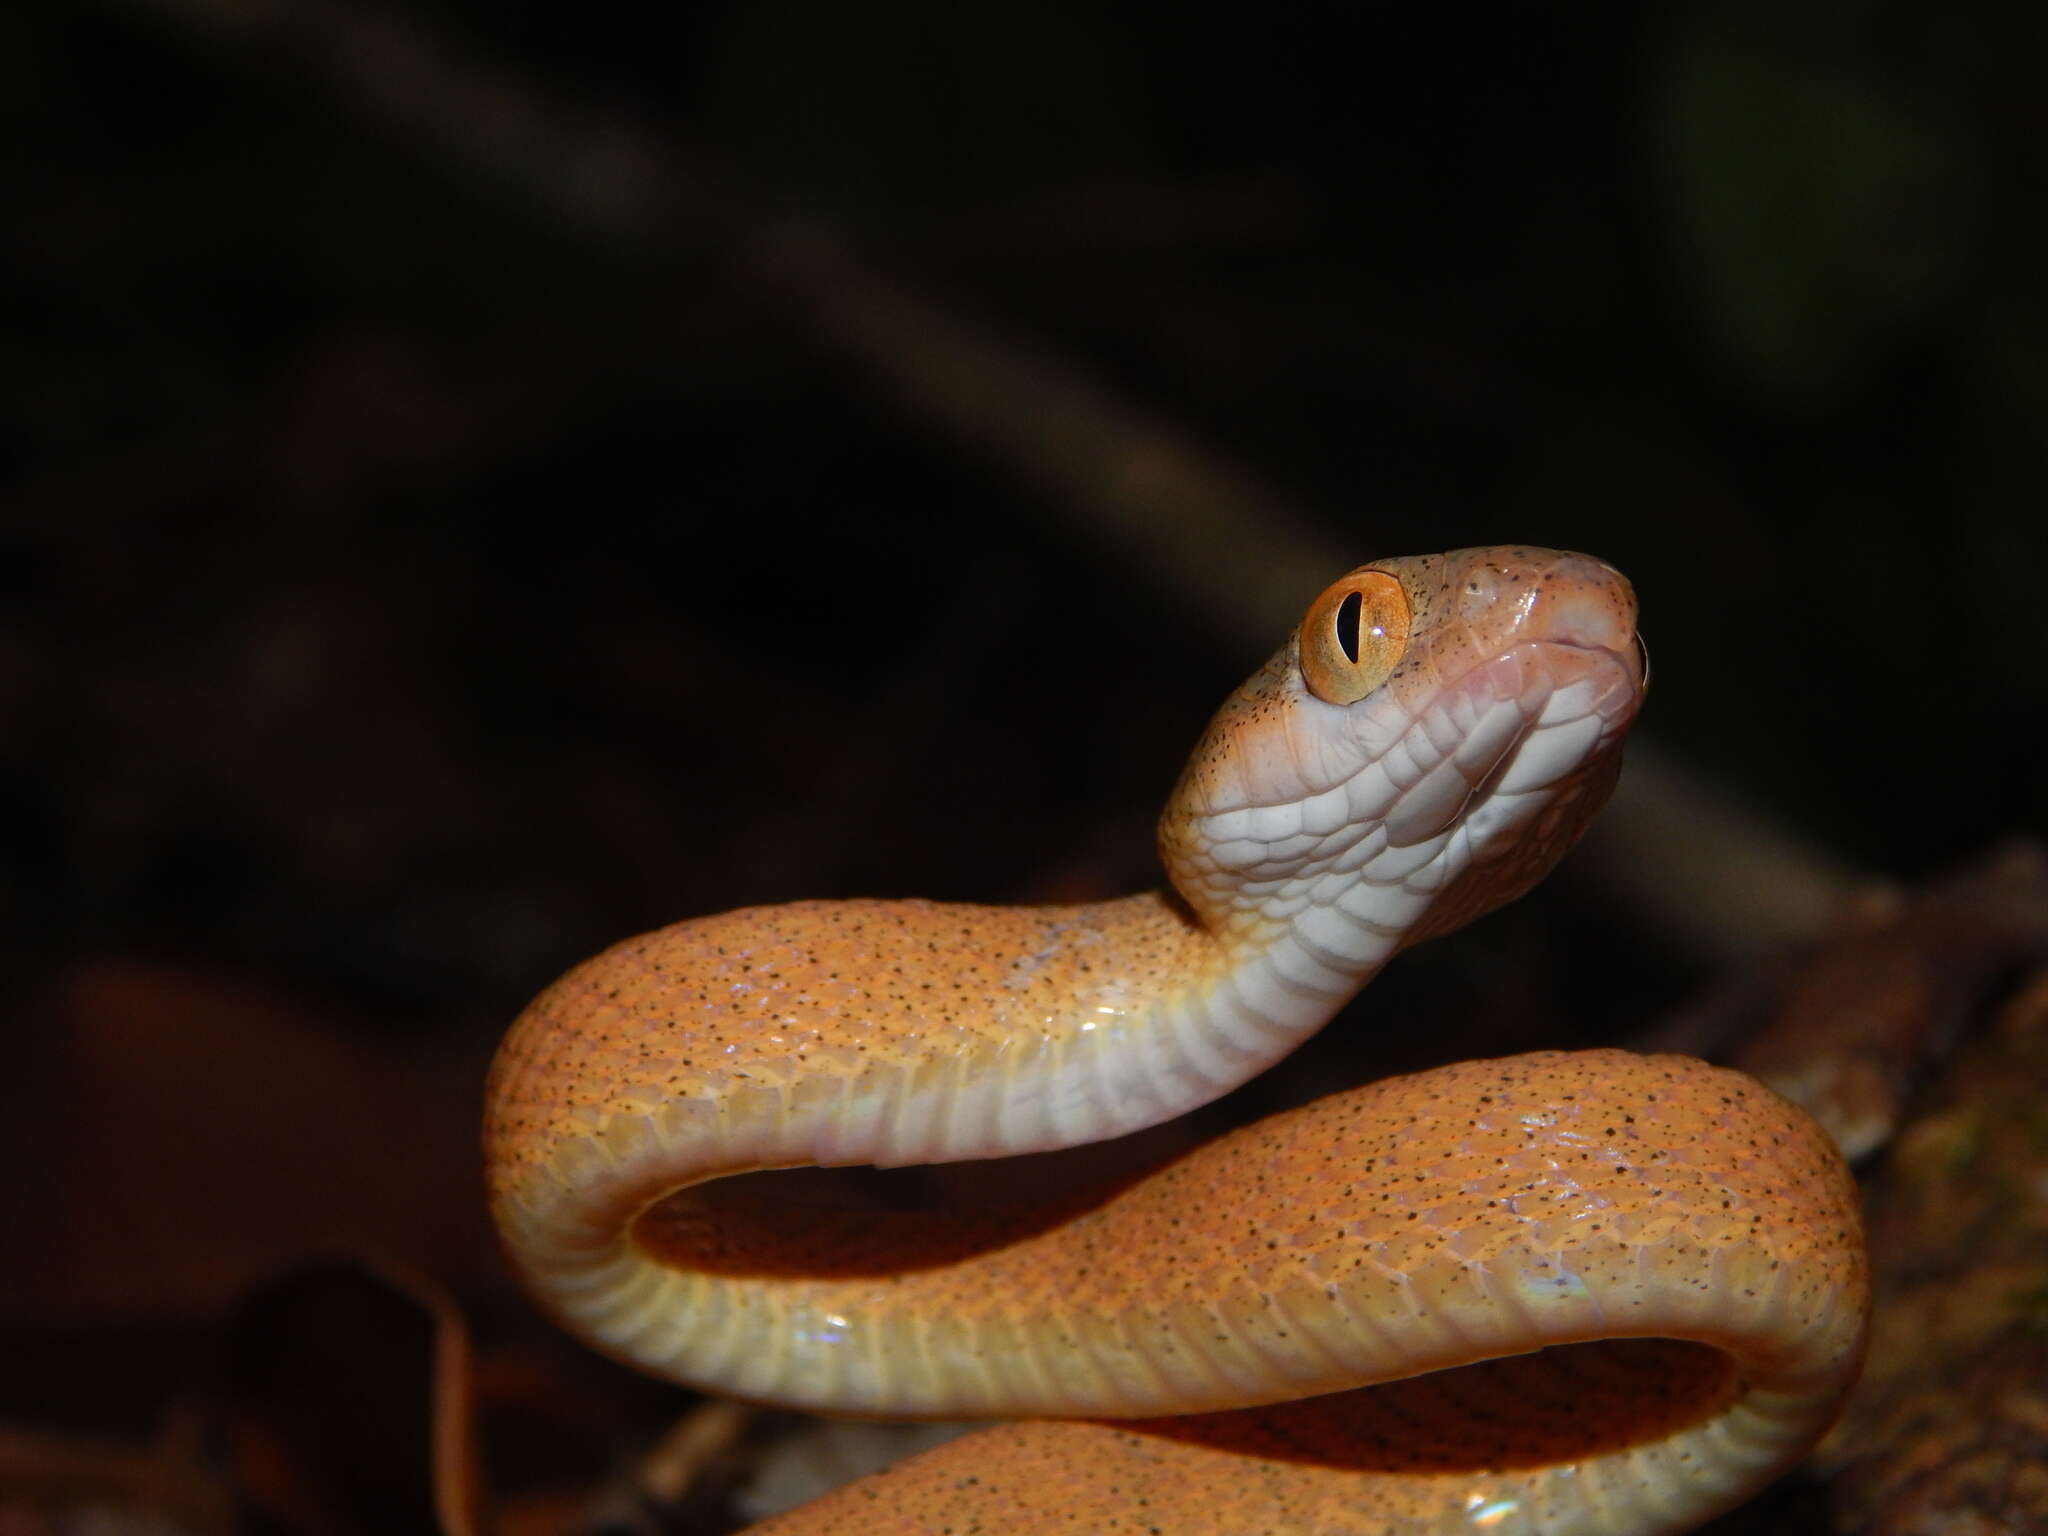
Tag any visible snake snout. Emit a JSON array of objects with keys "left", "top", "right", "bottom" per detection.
[{"left": 1517, "top": 551, "right": 1639, "bottom": 658}]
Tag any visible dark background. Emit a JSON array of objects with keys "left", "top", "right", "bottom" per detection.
[{"left": 2, "top": 0, "right": 2043, "bottom": 1524}]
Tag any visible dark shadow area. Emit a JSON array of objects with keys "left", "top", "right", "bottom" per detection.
[
  {"left": 1126, "top": 1337, "right": 1737, "bottom": 1474},
  {"left": 634, "top": 1125, "right": 1185, "bottom": 1279}
]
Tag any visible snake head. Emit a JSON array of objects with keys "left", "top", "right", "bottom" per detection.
[{"left": 1160, "top": 546, "right": 1646, "bottom": 948}]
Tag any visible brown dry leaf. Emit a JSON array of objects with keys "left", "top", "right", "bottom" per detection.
[{"left": 0, "top": 957, "right": 494, "bottom": 1323}]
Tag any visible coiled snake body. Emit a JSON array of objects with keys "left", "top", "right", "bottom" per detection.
[{"left": 486, "top": 547, "right": 1868, "bottom": 1534}]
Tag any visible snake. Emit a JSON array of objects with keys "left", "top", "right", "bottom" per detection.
[{"left": 484, "top": 545, "right": 1868, "bottom": 1534}]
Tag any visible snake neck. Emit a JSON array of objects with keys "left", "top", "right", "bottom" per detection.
[{"left": 1118, "top": 803, "right": 1488, "bottom": 1147}]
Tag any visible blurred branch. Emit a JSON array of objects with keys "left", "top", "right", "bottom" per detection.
[
  {"left": 1578, "top": 740, "right": 1862, "bottom": 966},
  {"left": 104, "top": 0, "right": 1865, "bottom": 964}
]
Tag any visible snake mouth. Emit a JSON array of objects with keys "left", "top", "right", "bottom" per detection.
[
  {"left": 1378, "top": 546, "right": 1644, "bottom": 784},
  {"left": 1440, "top": 629, "right": 1645, "bottom": 752},
  {"left": 1533, "top": 633, "right": 1649, "bottom": 715},
  {"left": 1522, "top": 634, "right": 1644, "bottom": 677},
  {"left": 1370, "top": 632, "right": 1644, "bottom": 850}
]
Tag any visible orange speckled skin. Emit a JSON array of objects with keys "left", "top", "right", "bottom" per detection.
[
  {"left": 488, "top": 891, "right": 1211, "bottom": 1218},
  {"left": 484, "top": 548, "right": 1868, "bottom": 1534},
  {"left": 743, "top": 1050, "right": 1867, "bottom": 1534}
]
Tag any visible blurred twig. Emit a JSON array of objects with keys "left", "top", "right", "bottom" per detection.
[{"left": 105, "top": 0, "right": 1865, "bottom": 964}]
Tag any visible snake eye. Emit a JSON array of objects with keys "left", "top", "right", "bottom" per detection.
[{"left": 1299, "top": 569, "right": 1411, "bottom": 704}]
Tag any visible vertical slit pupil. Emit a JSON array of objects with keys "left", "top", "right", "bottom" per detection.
[{"left": 1334, "top": 590, "right": 1363, "bottom": 663}]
